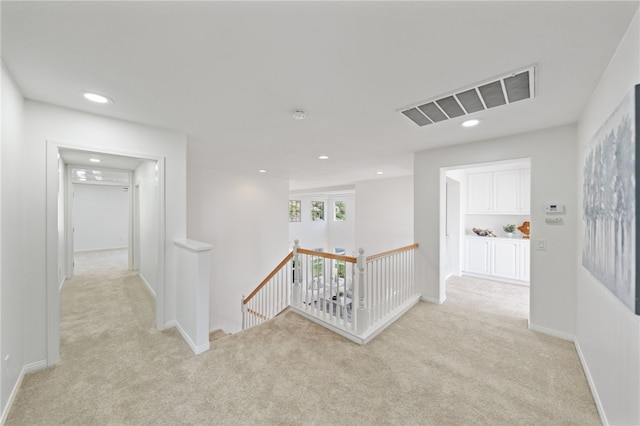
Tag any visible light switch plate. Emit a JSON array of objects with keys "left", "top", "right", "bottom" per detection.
[{"left": 536, "top": 239, "right": 547, "bottom": 251}]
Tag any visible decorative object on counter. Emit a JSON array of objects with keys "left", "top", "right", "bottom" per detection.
[
  {"left": 503, "top": 224, "right": 516, "bottom": 237},
  {"left": 518, "top": 221, "right": 530, "bottom": 239},
  {"left": 472, "top": 227, "right": 497, "bottom": 237}
]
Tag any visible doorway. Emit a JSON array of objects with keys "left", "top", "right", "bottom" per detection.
[
  {"left": 440, "top": 158, "right": 532, "bottom": 318},
  {"left": 46, "top": 143, "right": 165, "bottom": 365}
]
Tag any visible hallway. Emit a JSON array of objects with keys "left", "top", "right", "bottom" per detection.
[{"left": 6, "top": 251, "right": 598, "bottom": 425}]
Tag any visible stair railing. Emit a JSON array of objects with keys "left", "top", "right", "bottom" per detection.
[
  {"left": 241, "top": 250, "right": 293, "bottom": 329},
  {"left": 365, "top": 243, "right": 419, "bottom": 328},
  {"left": 242, "top": 240, "right": 419, "bottom": 343}
]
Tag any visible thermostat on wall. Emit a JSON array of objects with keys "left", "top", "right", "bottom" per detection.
[{"left": 544, "top": 203, "right": 565, "bottom": 214}]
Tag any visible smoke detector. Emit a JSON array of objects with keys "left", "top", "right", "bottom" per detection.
[{"left": 292, "top": 110, "right": 307, "bottom": 120}]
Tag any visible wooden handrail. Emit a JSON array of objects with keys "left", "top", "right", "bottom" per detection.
[
  {"left": 297, "top": 248, "right": 357, "bottom": 263},
  {"left": 246, "top": 308, "right": 268, "bottom": 321},
  {"left": 366, "top": 243, "right": 419, "bottom": 262},
  {"left": 243, "top": 251, "right": 293, "bottom": 305},
  {"left": 243, "top": 243, "right": 418, "bottom": 306}
]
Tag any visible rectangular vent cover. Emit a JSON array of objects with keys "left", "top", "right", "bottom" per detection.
[{"left": 400, "top": 66, "right": 535, "bottom": 127}]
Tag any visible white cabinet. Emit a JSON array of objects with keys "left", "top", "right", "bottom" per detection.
[
  {"left": 464, "top": 238, "right": 491, "bottom": 275},
  {"left": 491, "top": 239, "right": 519, "bottom": 280},
  {"left": 464, "top": 237, "right": 529, "bottom": 283},
  {"left": 519, "top": 169, "right": 531, "bottom": 213},
  {"left": 467, "top": 168, "right": 530, "bottom": 214},
  {"left": 493, "top": 171, "right": 519, "bottom": 212},
  {"left": 467, "top": 172, "right": 493, "bottom": 213}
]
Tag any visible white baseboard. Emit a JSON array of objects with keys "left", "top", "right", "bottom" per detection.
[
  {"left": 164, "top": 320, "right": 177, "bottom": 330},
  {"left": 23, "top": 360, "right": 47, "bottom": 374},
  {"left": 138, "top": 273, "right": 156, "bottom": 298},
  {"left": 574, "top": 339, "right": 608, "bottom": 426},
  {"left": 58, "top": 276, "right": 66, "bottom": 291},
  {"left": 527, "top": 323, "right": 575, "bottom": 341},
  {"left": 74, "top": 246, "right": 128, "bottom": 253},
  {"left": 174, "top": 321, "right": 210, "bottom": 355},
  {"left": 421, "top": 295, "right": 446, "bottom": 304},
  {"left": 1, "top": 360, "right": 47, "bottom": 424}
]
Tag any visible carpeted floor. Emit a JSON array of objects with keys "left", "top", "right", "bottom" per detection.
[{"left": 6, "top": 250, "right": 600, "bottom": 425}]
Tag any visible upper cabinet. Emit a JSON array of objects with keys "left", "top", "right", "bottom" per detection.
[
  {"left": 467, "top": 168, "right": 530, "bottom": 214},
  {"left": 467, "top": 172, "right": 493, "bottom": 213}
]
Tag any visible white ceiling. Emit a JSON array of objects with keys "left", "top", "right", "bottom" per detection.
[{"left": 3, "top": 1, "right": 638, "bottom": 190}]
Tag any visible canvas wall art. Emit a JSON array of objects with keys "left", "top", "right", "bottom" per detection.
[{"left": 583, "top": 84, "right": 638, "bottom": 314}]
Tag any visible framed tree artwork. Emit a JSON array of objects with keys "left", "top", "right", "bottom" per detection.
[{"left": 582, "top": 84, "right": 638, "bottom": 314}]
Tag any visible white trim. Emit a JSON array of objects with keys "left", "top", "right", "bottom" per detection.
[
  {"left": 421, "top": 295, "right": 446, "bottom": 304},
  {"left": 46, "top": 140, "right": 167, "bottom": 365},
  {"left": 174, "top": 321, "right": 210, "bottom": 355},
  {"left": 0, "top": 360, "right": 47, "bottom": 424},
  {"left": 461, "top": 271, "right": 529, "bottom": 287},
  {"left": 23, "top": 360, "right": 47, "bottom": 374},
  {"left": 138, "top": 273, "right": 156, "bottom": 298},
  {"left": 46, "top": 141, "right": 61, "bottom": 366},
  {"left": 574, "top": 338, "right": 608, "bottom": 426},
  {"left": 58, "top": 276, "right": 66, "bottom": 292},
  {"left": 164, "top": 319, "right": 177, "bottom": 329},
  {"left": 288, "top": 307, "right": 365, "bottom": 345},
  {"left": 289, "top": 295, "right": 421, "bottom": 345},
  {"left": 527, "top": 323, "right": 575, "bottom": 342},
  {"left": 73, "top": 246, "right": 128, "bottom": 253},
  {"left": 360, "top": 296, "right": 421, "bottom": 344}
]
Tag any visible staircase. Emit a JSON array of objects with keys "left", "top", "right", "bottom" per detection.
[{"left": 241, "top": 241, "right": 420, "bottom": 344}]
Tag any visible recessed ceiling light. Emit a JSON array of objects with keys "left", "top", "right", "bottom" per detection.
[
  {"left": 83, "top": 92, "right": 113, "bottom": 104},
  {"left": 292, "top": 110, "right": 306, "bottom": 120},
  {"left": 258, "top": 169, "right": 267, "bottom": 173},
  {"left": 318, "top": 155, "right": 329, "bottom": 160},
  {"left": 89, "top": 158, "right": 101, "bottom": 163},
  {"left": 376, "top": 171, "right": 384, "bottom": 175},
  {"left": 461, "top": 118, "right": 482, "bottom": 128}
]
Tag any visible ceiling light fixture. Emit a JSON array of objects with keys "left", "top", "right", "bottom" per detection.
[
  {"left": 292, "top": 110, "right": 306, "bottom": 120},
  {"left": 258, "top": 169, "right": 267, "bottom": 173},
  {"left": 89, "top": 158, "right": 101, "bottom": 163},
  {"left": 318, "top": 155, "right": 329, "bottom": 160},
  {"left": 83, "top": 92, "right": 113, "bottom": 104},
  {"left": 461, "top": 118, "right": 482, "bottom": 128},
  {"left": 376, "top": 171, "right": 384, "bottom": 175}
]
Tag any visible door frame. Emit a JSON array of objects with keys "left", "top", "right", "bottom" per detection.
[
  {"left": 439, "top": 157, "right": 532, "bottom": 309},
  {"left": 46, "top": 140, "right": 166, "bottom": 365}
]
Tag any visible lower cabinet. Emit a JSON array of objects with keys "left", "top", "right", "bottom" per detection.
[{"left": 464, "top": 237, "right": 529, "bottom": 283}]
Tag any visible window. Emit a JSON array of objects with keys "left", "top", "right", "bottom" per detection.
[
  {"left": 311, "top": 201, "right": 325, "bottom": 221},
  {"left": 289, "top": 200, "right": 301, "bottom": 222},
  {"left": 333, "top": 200, "right": 346, "bottom": 221}
]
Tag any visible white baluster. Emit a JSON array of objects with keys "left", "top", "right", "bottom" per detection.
[
  {"left": 292, "top": 240, "right": 301, "bottom": 307},
  {"left": 241, "top": 294, "right": 246, "bottom": 329},
  {"left": 356, "top": 248, "right": 367, "bottom": 335}
]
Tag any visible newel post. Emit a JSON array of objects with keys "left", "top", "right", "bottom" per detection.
[
  {"left": 356, "top": 248, "right": 368, "bottom": 335},
  {"left": 292, "top": 239, "right": 301, "bottom": 306}
]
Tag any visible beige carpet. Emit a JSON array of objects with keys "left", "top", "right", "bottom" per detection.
[{"left": 6, "top": 251, "right": 600, "bottom": 425}]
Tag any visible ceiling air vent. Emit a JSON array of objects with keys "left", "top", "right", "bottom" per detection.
[{"left": 400, "top": 65, "right": 536, "bottom": 127}]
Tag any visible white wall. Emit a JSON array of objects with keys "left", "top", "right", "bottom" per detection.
[
  {"left": 576, "top": 9, "right": 640, "bottom": 425},
  {"left": 73, "top": 184, "right": 129, "bottom": 252},
  {"left": 415, "top": 124, "right": 578, "bottom": 335},
  {"left": 187, "top": 166, "right": 289, "bottom": 334},
  {"left": 288, "top": 195, "right": 329, "bottom": 250},
  {"left": 134, "top": 161, "right": 158, "bottom": 294},
  {"left": 327, "top": 194, "right": 356, "bottom": 255},
  {"left": 1, "top": 62, "right": 25, "bottom": 419},
  {"left": 355, "top": 176, "right": 414, "bottom": 255},
  {"left": 23, "top": 100, "right": 186, "bottom": 365}
]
